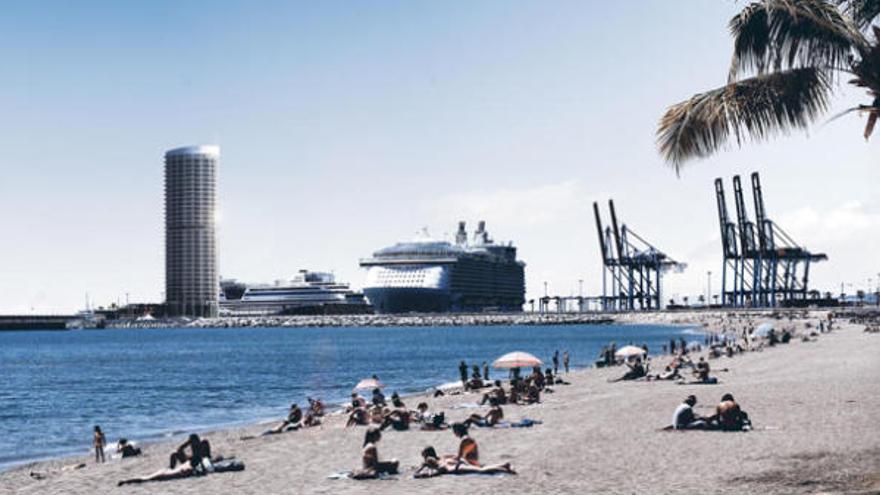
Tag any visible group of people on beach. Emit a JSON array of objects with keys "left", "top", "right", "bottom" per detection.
[
  {"left": 669, "top": 393, "right": 752, "bottom": 432},
  {"left": 350, "top": 422, "right": 516, "bottom": 480}
]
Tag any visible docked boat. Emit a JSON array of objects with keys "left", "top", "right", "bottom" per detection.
[{"left": 359, "top": 221, "right": 526, "bottom": 314}]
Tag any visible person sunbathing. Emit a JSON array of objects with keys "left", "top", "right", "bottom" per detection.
[
  {"left": 610, "top": 358, "right": 647, "bottom": 382},
  {"left": 116, "top": 438, "right": 141, "bottom": 458},
  {"left": 412, "top": 402, "right": 431, "bottom": 423},
  {"left": 414, "top": 424, "right": 515, "bottom": 477},
  {"left": 349, "top": 392, "right": 367, "bottom": 411},
  {"left": 465, "top": 398, "right": 504, "bottom": 427},
  {"left": 307, "top": 397, "right": 325, "bottom": 417},
  {"left": 420, "top": 412, "right": 448, "bottom": 431},
  {"left": 263, "top": 403, "right": 303, "bottom": 435},
  {"left": 351, "top": 428, "right": 399, "bottom": 479},
  {"left": 380, "top": 408, "right": 411, "bottom": 431},
  {"left": 707, "top": 393, "right": 751, "bottom": 431},
  {"left": 479, "top": 384, "right": 507, "bottom": 405},
  {"left": 521, "top": 383, "right": 541, "bottom": 404},
  {"left": 118, "top": 452, "right": 244, "bottom": 486},
  {"left": 652, "top": 365, "right": 681, "bottom": 381},
  {"left": 169, "top": 434, "right": 211, "bottom": 469},
  {"left": 671, "top": 395, "right": 707, "bottom": 430},
  {"left": 347, "top": 407, "right": 368, "bottom": 427}
]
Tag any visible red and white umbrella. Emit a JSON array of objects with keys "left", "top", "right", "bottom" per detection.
[
  {"left": 615, "top": 345, "right": 647, "bottom": 359},
  {"left": 353, "top": 378, "right": 385, "bottom": 391},
  {"left": 492, "top": 351, "right": 543, "bottom": 369}
]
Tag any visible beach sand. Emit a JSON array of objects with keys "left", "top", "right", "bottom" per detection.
[{"left": 3, "top": 315, "right": 879, "bottom": 494}]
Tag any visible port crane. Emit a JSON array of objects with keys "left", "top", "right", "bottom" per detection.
[
  {"left": 714, "top": 172, "right": 827, "bottom": 307},
  {"left": 593, "top": 200, "right": 685, "bottom": 311}
]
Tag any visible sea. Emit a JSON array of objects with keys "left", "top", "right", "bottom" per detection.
[{"left": 0, "top": 323, "right": 702, "bottom": 469}]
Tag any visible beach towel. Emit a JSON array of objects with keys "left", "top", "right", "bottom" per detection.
[{"left": 495, "top": 419, "right": 542, "bottom": 428}]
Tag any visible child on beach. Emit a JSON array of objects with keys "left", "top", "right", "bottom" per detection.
[{"left": 93, "top": 426, "right": 106, "bottom": 463}]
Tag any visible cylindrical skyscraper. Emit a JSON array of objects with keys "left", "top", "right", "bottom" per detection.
[{"left": 164, "top": 145, "right": 219, "bottom": 318}]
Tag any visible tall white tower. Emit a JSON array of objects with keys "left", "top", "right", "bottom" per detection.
[{"left": 164, "top": 145, "right": 219, "bottom": 318}]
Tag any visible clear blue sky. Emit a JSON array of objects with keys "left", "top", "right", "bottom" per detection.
[{"left": 1, "top": 1, "right": 877, "bottom": 312}]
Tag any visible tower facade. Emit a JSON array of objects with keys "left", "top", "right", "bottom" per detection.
[{"left": 164, "top": 145, "right": 219, "bottom": 317}]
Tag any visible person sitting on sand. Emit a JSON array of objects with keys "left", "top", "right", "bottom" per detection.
[
  {"left": 532, "top": 367, "right": 546, "bottom": 389},
  {"left": 380, "top": 404, "right": 411, "bottom": 432},
  {"left": 307, "top": 397, "right": 325, "bottom": 417},
  {"left": 671, "top": 395, "right": 707, "bottom": 430},
  {"left": 610, "top": 357, "right": 647, "bottom": 382},
  {"left": 479, "top": 382, "right": 507, "bottom": 405},
  {"left": 707, "top": 393, "right": 751, "bottom": 431},
  {"left": 420, "top": 412, "right": 448, "bottom": 431},
  {"left": 694, "top": 357, "right": 717, "bottom": 383},
  {"left": 351, "top": 427, "right": 399, "bottom": 479},
  {"left": 465, "top": 397, "right": 504, "bottom": 427},
  {"left": 350, "top": 392, "right": 367, "bottom": 410},
  {"left": 390, "top": 393, "right": 405, "bottom": 409},
  {"left": 446, "top": 423, "right": 516, "bottom": 474},
  {"left": 371, "top": 388, "right": 386, "bottom": 408},
  {"left": 412, "top": 402, "right": 430, "bottom": 423},
  {"left": 347, "top": 407, "right": 369, "bottom": 427},
  {"left": 264, "top": 403, "right": 304, "bottom": 435},
  {"left": 169, "top": 434, "right": 212, "bottom": 469},
  {"left": 522, "top": 383, "right": 541, "bottom": 404},
  {"left": 117, "top": 438, "right": 142, "bottom": 458}
]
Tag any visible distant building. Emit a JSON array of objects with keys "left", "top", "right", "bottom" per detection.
[{"left": 164, "top": 145, "right": 219, "bottom": 317}]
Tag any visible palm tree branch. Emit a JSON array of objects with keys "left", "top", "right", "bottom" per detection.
[
  {"left": 837, "top": 0, "right": 880, "bottom": 30},
  {"left": 729, "top": 0, "right": 866, "bottom": 81},
  {"left": 657, "top": 68, "right": 831, "bottom": 171}
]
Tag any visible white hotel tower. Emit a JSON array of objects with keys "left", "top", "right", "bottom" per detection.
[{"left": 164, "top": 145, "right": 219, "bottom": 318}]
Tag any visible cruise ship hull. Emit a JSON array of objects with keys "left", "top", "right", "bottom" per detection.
[{"left": 363, "top": 288, "right": 450, "bottom": 314}]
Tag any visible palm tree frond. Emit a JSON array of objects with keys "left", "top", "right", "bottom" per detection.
[
  {"left": 729, "top": 0, "right": 865, "bottom": 81},
  {"left": 657, "top": 68, "right": 831, "bottom": 171},
  {"left": 837, "top": 0, "right": 880, "bottom": 30}
]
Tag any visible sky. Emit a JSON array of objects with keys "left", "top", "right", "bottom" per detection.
[{"left": 0, "top": 1, "right": 877, "bottom": 313}]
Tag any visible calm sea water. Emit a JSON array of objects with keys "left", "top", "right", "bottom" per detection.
[{"left": 0, "top": 324, "right": 700, "bottom": 469}]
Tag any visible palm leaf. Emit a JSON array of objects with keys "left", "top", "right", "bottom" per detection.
[
  {"left": 657, "top": 68, "right": 831, "bottom": 171},
  {"left": 729, "top": 0, "right": 865, "bottom": 81},
  {"left": 837, "top": 0, "right": 880, "bottom": 30}
]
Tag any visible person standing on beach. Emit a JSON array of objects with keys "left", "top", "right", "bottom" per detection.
[
  {"left": 93, "top": 426, "right": 106, "bottom": 463},
  {"left": 563, "top": 351, "right": 570, "bottom": 373},
  {"left": 459, "top": 361, "right": 468, "bottom": 390},
  {"left": 482, "top": 361, "right": 489, "bottom": 381},
  {"left": 552, "top": 350, "right": 559, "bottom": 375}
]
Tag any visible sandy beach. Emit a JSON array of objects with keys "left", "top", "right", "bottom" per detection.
[{"left": 3, "top": 313, "right": 879, "bottom": 495}]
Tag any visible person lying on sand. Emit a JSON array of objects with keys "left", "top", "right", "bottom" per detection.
[
  {"left": 118, "top": 454, "right": 244, "bottom": 486},
  {"left": 670, "top": 395, "right": 707, "bottom": 430},
  {"left": 706, "top": 393, "right": 752, "bottom": 431},
  {"left": 465, "top": 398, "right": 504, "bottom": 427},
  {"left": 414, "top": 423, "right": 516, "bottom": 478},
  {"left": 351, "top": 427, "right": 399, "bottom": 479},
  {"left": 116, "top": 438, "right": 141, "bottom": 458},
  {"left": 263, "top": 403, "right": 304, "bottom": 435},
  {"left": 609, "top": 358, "right": 647, "bottom": 382}
]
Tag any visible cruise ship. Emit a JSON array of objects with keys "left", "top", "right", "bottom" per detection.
[
  {"left": 220, "top": 270, "right": 370, "bottom": 315},
  {"left": 360, "top": 221, "right": 525, "bottom": 314}
]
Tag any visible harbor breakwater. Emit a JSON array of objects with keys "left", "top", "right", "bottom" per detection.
[{"left": 108, "top": 312, "right": 615, "bottom": 329}]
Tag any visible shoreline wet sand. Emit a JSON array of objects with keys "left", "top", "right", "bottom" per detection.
[{"left": 3, "top": 311, "right": 879, "bottom": 494}]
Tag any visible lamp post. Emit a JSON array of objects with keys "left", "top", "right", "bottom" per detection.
[{"left": 707, "top": 271, "right": 712, "bottom": 308}]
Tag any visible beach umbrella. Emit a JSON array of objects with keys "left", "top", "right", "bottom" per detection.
[
  {"left": 353, "top": 377, "right": 384, "bottom": 391},
  {"left": 614, "top": 345, "right": 647, "bottom": 359},
  {"left": 754, "top": 323, "right": 774, "bottom": 338},
  {"left": 493, "top": 351, "right": 543, "bottom": 369}
]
